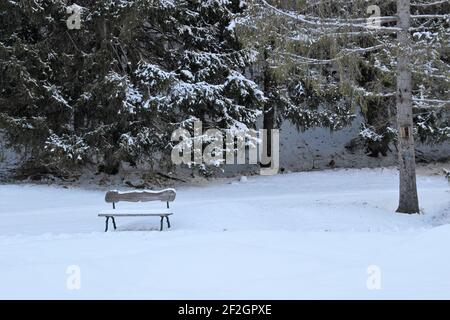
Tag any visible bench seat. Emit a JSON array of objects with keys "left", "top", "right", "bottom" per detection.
[{"left": 99, "top": 210, "right": 172, "bottom": 216}]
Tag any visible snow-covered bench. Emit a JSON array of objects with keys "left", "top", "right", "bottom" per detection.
[{"left": 98, "top": 189, "right": 176, "bottom": 232}]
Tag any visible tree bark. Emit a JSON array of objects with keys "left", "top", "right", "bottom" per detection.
[
  {"left": 261, "top": 50, "right": 275, "bottom": 166},
  {"left": 396, "top": 0, "right": 420, "bottom": 213}
]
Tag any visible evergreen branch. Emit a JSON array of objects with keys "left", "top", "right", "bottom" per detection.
[
  {"left": 411, "top": 1, "right": 449, "bottom": 7},
  {"left": 413, "top": 98, "right": 450, "bottom": 103},
  {"left": 259, "top": 0, "right": 402, "bottom": 32},
  {"left": 281, "top": 44, "right": 387, "bottom": 65}
]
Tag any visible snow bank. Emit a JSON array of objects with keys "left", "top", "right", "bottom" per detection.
[{"left": 0, "top": 169, "right": 449, "bottom": 299}]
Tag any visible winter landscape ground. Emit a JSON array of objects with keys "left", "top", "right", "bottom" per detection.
[{"left": 0, "top": 168, "right": 449, "bottom": 299}]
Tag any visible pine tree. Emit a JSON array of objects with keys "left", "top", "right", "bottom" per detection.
[
  {"left": 236, "top": 1, "right": 357, "bottom": 132},
  {"left": 239, "top": 0, "right": 449, "bottom": 213},
  {"left": 0, "top": 0, "right": 265, "bottom": 177}
]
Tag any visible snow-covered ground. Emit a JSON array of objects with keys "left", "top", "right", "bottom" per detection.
[{"left": 0, "top": 168, "right": 449, "bottom": 299}]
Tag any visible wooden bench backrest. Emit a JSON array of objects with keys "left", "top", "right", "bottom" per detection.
[{"left": 105, "top": 189, "right": 176, "bottom": 205}]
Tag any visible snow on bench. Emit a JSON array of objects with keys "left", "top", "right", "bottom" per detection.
[{"left": 98, "top": 189, "right": 176, "bottom": 232}]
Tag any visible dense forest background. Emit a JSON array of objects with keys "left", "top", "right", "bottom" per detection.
[{"left": 0, "top": 0, "right": 448, "bottom": 181}]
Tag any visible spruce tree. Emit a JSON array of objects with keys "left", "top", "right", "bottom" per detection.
[{"left": 0, "top": 0, "right": 265, "bottom": 177}]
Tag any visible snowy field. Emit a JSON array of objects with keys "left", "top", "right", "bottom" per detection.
[{"left": 0, "top": 168, "right": 449, "bottom": 299}]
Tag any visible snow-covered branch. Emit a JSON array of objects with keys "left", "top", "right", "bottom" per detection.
[
  {"left": 411, "top": 1, "right": 449, "bottom": 7},
  {"left": 413, "top": 98, "right": 450, "bottom": 104},
  {"left": 281, "top": 43, "right": 387, "bottom": 65},
  {"left": 411, "top": 14, "right": 450, "bottom": 19},
  {"left": 259, "top": 0, "right": 402, "bottom": 32}
]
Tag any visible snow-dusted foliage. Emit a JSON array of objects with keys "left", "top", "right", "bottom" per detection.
[
  {"left": 237, "top": 0, "right": 449, "bottom": 155},
  {"left": 1, "top": 0, "right": 448, "bottom": 178},
  {"left": 0, "top": 0, "right": 264, "bottom": 176}
]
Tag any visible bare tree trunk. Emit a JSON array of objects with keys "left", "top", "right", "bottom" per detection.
[
  {"left": 396, "top": 0, "right": 420, "bottom": 214},
  {"left": 261, "top": 50, "right": 275, "bottom": 167}
]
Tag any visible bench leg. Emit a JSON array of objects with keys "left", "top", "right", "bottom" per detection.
[
  {"left": 105, "top": 217, "right": 109, "bottom": 232},
  {"left": 111, "top": 217, "right": 117, "bottom": 230},
  {"left": 166, "top": 216, "right": 171, "bottom": 229},
  {"left": 160, "top": 216, "right": 164, "bottom": 231}
]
